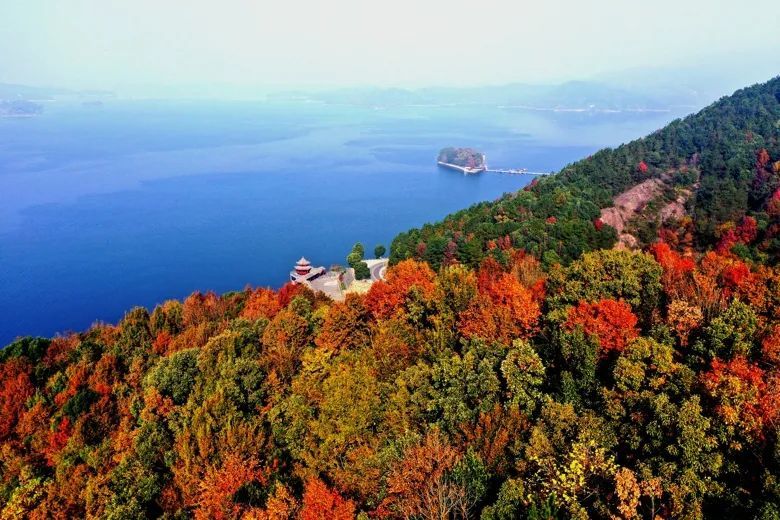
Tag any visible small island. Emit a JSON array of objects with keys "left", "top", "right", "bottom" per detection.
[{"left": 437, "top": 147, "right": 486, "bottom": 174}]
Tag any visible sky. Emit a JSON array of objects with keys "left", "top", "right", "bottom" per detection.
[{"left": 0, "top": 0, "right": 778, "bottom": 93}]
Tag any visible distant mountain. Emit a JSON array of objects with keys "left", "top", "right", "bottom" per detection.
[
  {"left": 0, "top": 83, "right": 113, "bottom": 101},
  {"left": 271, "top": 80, "right": 706, "bottom": 111},
  {"left": 0, "top": 83, "right": 72, "bottom": 100}
]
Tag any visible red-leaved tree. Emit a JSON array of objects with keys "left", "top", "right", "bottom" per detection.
[{"left": 565, "top": 299, "right": 639, "bottom": 355}]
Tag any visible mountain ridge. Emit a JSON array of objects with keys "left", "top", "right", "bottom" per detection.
[{"left": 390, "top": 76, "right": 780, "bottom": 268}]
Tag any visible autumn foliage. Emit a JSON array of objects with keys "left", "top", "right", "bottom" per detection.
[
  {"left": 0, "top": 359, "right": 34, "bottom": 440},
  {"left": 2, "top": 238, "right": 780, "bottom": 520},
  {"left": 4, "top": 76, "right": 780, "bottom": 517},
  {"left": 702, "top": 356, "right": 779, "bottom": 443},
  {"left": 364, "top": 259, "right": 435, "bottom": 318},
  {"left": 241, "top": 288, "right": 282, "bottom": 321},
  {"left": 458, "top": 259, "right": 541, "bottom": 343},
  {"left": 299, "top": 478, "right": 356, "bottom": 520},
  {"left": 565, "top": 299, "right": 639, "bottom": 355},
  {"left": 196, "top": 454, "right": 267, "bottom": 520}
]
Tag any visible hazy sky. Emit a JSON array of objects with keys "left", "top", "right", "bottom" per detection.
[{"left": 1, "top": 0, "right": 778, "bottom": 91}]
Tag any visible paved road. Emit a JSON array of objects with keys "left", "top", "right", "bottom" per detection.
[{"left": 369, "top": 259, "right": 388, "bottom": 281}]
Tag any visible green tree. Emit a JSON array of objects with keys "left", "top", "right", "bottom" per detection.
[
  {"left": 347, "top": 251, "right": 362, "bottom": 266},
  {"left": 699, "top": 299, "right": 758, "bottom": 360},
  {"left": 555, "top": 329, "right": 599, "bottom": 408},
  {"left": 145, "top": 348, "right": 199, "bottom": 405},
  {"left": 547, "top": 249, "right": 663, "bottom": 322},
  {"left": 501, "top": 339, "right": 545, "bottom": 415},
  {"left": 348, "top": 243, "right": 369, "bottom": 279},
  {"left": 353, "top": 261, "right": 371, "bottom": 280}
]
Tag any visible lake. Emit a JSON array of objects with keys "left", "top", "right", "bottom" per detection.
[{"left": 0, "top": 99, "right": 692, "bottom": 344}]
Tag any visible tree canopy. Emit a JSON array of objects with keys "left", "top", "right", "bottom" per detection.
[{"left": 2, "top": 76, "right": 780, "bottom": 519}]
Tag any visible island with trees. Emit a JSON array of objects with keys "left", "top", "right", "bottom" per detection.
[{"left": 437, "top": 147, "right": 487, "bottom": 174}]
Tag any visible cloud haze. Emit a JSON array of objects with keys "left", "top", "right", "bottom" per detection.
[{"left": 1, "top": 0, "right": 778, "bottom": 91}]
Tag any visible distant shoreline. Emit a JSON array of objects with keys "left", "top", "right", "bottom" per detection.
[{"left": 0, "top": 113, "right": 39, "bottom": 119}]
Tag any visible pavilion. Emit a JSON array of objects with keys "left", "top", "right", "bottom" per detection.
[{"left": 289, "top": 257, "right": 326, "bottom": 283}]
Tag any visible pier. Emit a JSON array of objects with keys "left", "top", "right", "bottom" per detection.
[
  {"left": 485, "top": 168, "right": 549, "bottom": 176},
  {"left": 437, "top": 154, "right": 551, "bottom": 176},
  {"left": 483, "top": 156, "right": 549, "bottom": 175}
]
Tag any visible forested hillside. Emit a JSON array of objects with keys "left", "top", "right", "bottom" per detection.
[
  {"left": 2, "top": 77, "right": 780, "bottom": 519},
  {"left": 392, "top": 77, "right": 780, "bottom": 268}
]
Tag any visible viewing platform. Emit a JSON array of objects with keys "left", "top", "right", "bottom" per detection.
[{"left": 289, "top": 256, "right": 388, "bottom": 301}]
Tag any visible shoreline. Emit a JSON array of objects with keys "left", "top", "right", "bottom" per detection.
[{"left": 436, "top": 161, "right": 486, "bottom": 175}]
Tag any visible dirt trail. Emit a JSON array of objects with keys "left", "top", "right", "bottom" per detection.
[
  {"left": 600, "top": 178, "right": 695, "bottom": 249},
  {"left": 658, "top": 192, "right": 689, "bottom": 221},
  {"left": 600, "top": 179, "right": 665, "bottom": 248}
]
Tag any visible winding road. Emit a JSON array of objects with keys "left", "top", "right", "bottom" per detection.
[{"left": 368, "top": 259, "right": 388, "bottom": 281}]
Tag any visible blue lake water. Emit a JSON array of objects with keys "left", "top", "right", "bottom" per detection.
[{"left": 0, "top": 99, "right": 692, "bottom": 344}]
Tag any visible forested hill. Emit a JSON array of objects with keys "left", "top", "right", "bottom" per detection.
[
  {"left": 3, "top": 77, "right": 780, "bottom": 519},
  {"left": 391, "top": 76, "right": 780, "bottom": 268}
]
